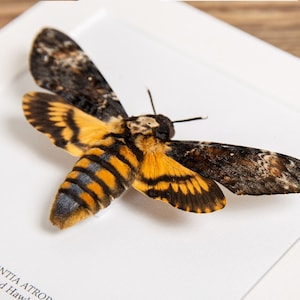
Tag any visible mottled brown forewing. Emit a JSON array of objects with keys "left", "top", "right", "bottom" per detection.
[
  {"left": 168, "top": 141, "right": 300, "bottom": 195},
  {"left": 30, "top": 28, "right": 127, "bottom": 121}
]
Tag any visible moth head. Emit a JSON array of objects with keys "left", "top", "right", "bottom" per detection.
[{"left": 126, "top": 114, "right": 175, "bottom": 141}]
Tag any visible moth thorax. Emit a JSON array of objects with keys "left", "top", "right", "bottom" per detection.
[{"left": 126, "top": 114, "right": 175, "bottom": 141}]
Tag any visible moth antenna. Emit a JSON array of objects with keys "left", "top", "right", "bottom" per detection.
[
  {"left": 173, "top": 116, "right": 208, "bottom": 123},
  {"left": 147, "top": 89, "right": 157, "bottom": 115}
]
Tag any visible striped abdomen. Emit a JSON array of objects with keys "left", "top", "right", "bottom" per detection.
[{"left": 50, "top": 141, "right": 140, "bottom": 229}]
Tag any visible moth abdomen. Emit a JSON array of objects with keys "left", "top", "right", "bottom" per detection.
[{"left": 50, "top": 144, "right": 139, "bottom": 229}]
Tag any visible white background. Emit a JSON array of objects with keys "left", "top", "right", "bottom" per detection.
[{"left": 1, "top": 1, "right": 300, "bottom": 299}]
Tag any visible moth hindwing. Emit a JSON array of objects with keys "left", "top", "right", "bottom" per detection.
[{"left": 23, "top": 28, "right": 300, "bottom": 229}]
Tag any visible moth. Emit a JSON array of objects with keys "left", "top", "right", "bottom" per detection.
[{"left": 23, "top": 28, "right": 300, "bottom": 229}]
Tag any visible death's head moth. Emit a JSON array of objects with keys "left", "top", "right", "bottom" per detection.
[{"left": 23, "top": 28, "right": 300, "bottom": 229}]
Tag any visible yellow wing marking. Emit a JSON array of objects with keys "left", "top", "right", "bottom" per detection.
[
  {"left": 23, "top": 92, "right": 124, "bottom": 156},
  {"left": 133, "top": 137, "right": 226, "bottom": 213}
]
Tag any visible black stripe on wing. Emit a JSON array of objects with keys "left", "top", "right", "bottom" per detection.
[
  {"left": 167, "top": 141, "right": 300, "bottom": 195},
  {"left": 135, "top": 173, "right": 226, "bottom": 213},
  {"left": 132, "top": 150, "right": 226, "bottom": 213},
  {"left": 23, "top": 92, "right": 124, "bottom": 157},
  {"left": 30, "top": 27, "right": 127, "bottom": 121}
]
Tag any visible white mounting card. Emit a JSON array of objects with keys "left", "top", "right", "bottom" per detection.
[{"left": 0, "top": 1, "right": 300, "bottom": 300}]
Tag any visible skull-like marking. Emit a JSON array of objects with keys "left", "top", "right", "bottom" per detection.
[
  {"left": 126, "top": 114, "right": 175, "bottom": 141},
  {"left": 127, "top": 116, "right": 159, "bottom": 136}
]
